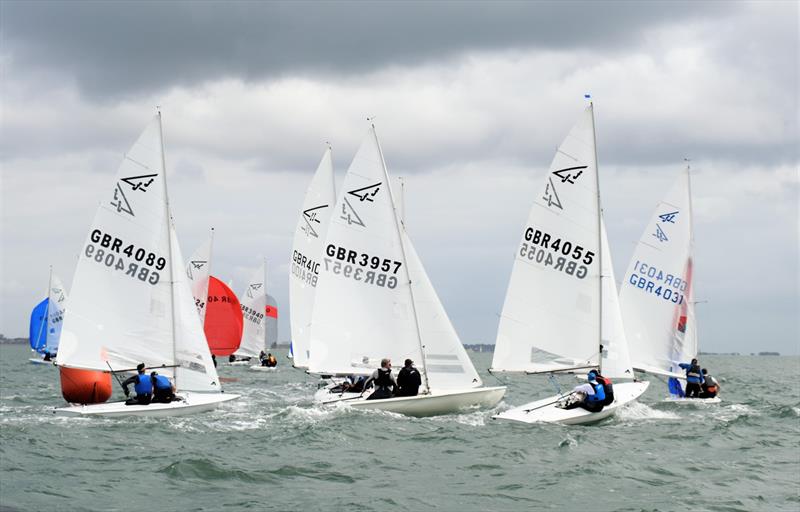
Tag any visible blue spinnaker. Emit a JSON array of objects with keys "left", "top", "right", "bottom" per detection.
[
  {"left": 29, "top": 298, "right": 49, "bottom": 353},
  {"left": 668, "top": 377, "right": 685, "bottom": 398}
]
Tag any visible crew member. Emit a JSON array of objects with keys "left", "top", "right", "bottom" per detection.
[
  {"left": 363, "top": 358, "right": 398, "bottom": 400},
  {"left": 265, "top": 353, "right": 277, "bottom": 367},
  {"left": 679, "top": 358, "right": 704, "bottom": 398},
  {"left": 594, "top": 370, "right": 615, "bottom": 406},
  {"left": 150, "top": 371, "right": 176, "bottom": 403},
  {"left": 562, "top": 370, "right": 606, "bottom": 412},
  {"left": 699, "top": 368, "right": 720, "bottom": 398},
  {"left": 122, "top": 363, "right": 152, "bottom": 406},
  {"left": 397, "top": 359, "right": 422, "bottom": 397}
]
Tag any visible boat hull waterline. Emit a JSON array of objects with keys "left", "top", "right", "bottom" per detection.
[
  {"left": 493, "top": 381, "right": 650, "bottom": 425},
  {"left": 317, "top": 386, "right": 507, "bottom": 418},
  {"left": 53, "top": 392, "right": 240, "bottom": 417},
  {"left": 662, "top": 396, "right": 721, "bottom": 405}
]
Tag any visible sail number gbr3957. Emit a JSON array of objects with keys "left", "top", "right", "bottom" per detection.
[
  {"left": 84, "top": 229, "right": 166, "bottom": 285},
  {"left": 518, "top": 227, "right": 595, "bottom": 279},
  {"left": 323, "top": 244, "right": 402, "bottom": 289}
]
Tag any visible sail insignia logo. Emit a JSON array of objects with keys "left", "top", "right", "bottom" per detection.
[
  {"left": 658, "top": 211, "right": 679, "bottom": 224},
  {"left": 543, "top": 165, "right": 587, "bottom": 210},
  {"left": 186, "top": 260, "right": 207, "bottom": 279},
  {"left": 341, "top": 182, "right": 381, "bottom": 227},
  {"left": 301, "top": 204, "right": 329, "bottom": 238},
  {"left": 247, "top": 282, "right": 263, "bottom": 299},
  {"left": 653, "top": 224, "right": 669, "bottom": 243},
  {"left": 110, "top": 173, "right": 158, "bottom": 217},
  {"left": 52, "top": 288, "right": 65, "bottom": 303}
]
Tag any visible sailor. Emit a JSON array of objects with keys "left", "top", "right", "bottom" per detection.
[
  {"left": 212, "top": 354, "right": 217, "bottom": 368},
  {"left": 122, "top": 363, "right": 152, "bottom": 405},
  {"left": 562, "top": 370, "right": 606, "bottom": 412},
  {"left": 699, "top": 368, "right": 720, "bottom": 398},
  {"left": 43, "top": 351, "right": 53, "bottom": 362},
  {"left": 679, "top": 358, "right": 704, "bottom": 398},
  {"left": 364, "top": 358, "right": 398, "bottom": 400},
  {"left": 396, "top": 359, "right": 422, "bottom": 397},
  {"left": 150, "top": 371, "right": 176, "bottom": 403},
  {"left": 593, "top": 370, "right": 615, "bottom": 406},
  {"left": 229, "top": 354, "right": 236, "bottom": 363},
  {"left": 265, "top": 353, "right": 277, "bottom": 367}
]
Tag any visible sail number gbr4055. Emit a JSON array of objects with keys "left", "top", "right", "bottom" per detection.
[
  {"left": 519, "top": 227, "right": 595, "bottom": 279},
  {"left": 323, "top": 244, "right": 402, "bottom": 289},
  {"left": 84, "top": 229, "right": 166, "bottom": 285}
]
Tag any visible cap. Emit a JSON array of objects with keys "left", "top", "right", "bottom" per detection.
[
  {"left": 136, "top": 363, "right": 145, "bottom": 372},
  {"left": 405, "top": 359, "right": 413, "bottom": 366}
]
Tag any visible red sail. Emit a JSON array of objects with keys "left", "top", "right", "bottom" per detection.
[
  {"left": 60, "top": 367, "right": 113, "bottom": 404},
  {"left": 204, "top": 276, "right": 243, "bottom": 356}
]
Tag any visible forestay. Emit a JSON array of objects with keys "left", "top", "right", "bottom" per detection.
[
  {"left": 308, "top": 126, "right": 481, "bottom": 390},
  {"left": 235, "top": 261, "right": 267, "bottom": 358},
  {"left": 491, "top": 106, "right": 602, "bottom": 373},
  {"left": 56, "top": 115, "right": 221, "bottom": 393},
  {"left": 620, "top": 168, "right": 696, "bottom": 378},
  {"left": 289, "top": 147, "right": 336, "bottom": 368}
]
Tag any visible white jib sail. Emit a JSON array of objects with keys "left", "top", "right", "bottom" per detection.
[
  {"left": 235, "top": 260, "right": 268, "bottom": 358},
  {"left": 57, "top": 115, "right": 220, "bottom": 393},
  {"left": 492, "top": 105, "right": 602, "bottom": 373},
  {"left": 186, "top": 229, "right": 214, "bottom": 323},
  {"left": 289, "top": 146, "right": 336, "bottom": 368},
  {"left": 620, "top": 167, "right": 696, "bottom": 378},
  {"left": 46, "top": 274, "right": 67, "bottom": 354},
  {"left": 599, "top": 217, "right": 635, "bottom": 380}
]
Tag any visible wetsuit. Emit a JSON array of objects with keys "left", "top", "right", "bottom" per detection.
[{"left": 397, "top": 366, "right": 422, "bottom": 397}]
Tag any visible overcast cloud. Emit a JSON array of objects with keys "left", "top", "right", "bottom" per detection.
[{"left": 1, "top": 0, "right": 797, "bottom": 355}]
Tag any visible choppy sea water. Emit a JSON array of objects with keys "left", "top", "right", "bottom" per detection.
[{"left": 1, "top": 344, "right": 798, "bottom": 511}]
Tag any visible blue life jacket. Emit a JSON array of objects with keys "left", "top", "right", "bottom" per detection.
[
  {"left": 152, "top": 375, "right": 172, "bottom": 391},
  {"left": 586, "top": 382, "right": 606, "bottom": 402},
  {"left": 134, "top": 374, "right": 153, "bottom": 395},
  {"left": 680, "top": 363, "right": 703, "bottom": 384}
]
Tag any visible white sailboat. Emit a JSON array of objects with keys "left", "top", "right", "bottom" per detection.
[
  {"left": 232, "top": 259, "right": 267, "bottom": 364},
  {"left": 54, "top": 113, "right": 239, "bottom": 417},
  {"left": 289, "top": 146, "right": 336, "bottom": 369},
  {"left": 186, "top": 228, "right": 214, "bottom": 322},
  {"left": 308, "top": 125, "right": 506, "bottom": 417},
  {"left": 491, "top": 104, "right": 648, "bottom": 425},
  {"left": 29, "top": 269, "right": 67, "bottom": 365},
  {"left": 619, "top": 166, "right": 719, "bottom": 403}
]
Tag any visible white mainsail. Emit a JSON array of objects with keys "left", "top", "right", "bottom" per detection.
[
  {"left": 619, "top": 167, "right": 696, "bottom": 379},
  {"left": 186, "top": 229, "right": 214, "bottom": 322},
  {"left": 57, "top": 114, "right": 221, "bottom": 393},
  {"left": 46, "top": 274, "right": 67, "bottom": 355},
  {"left": 308, "top": 126, "right": 481, "bottom": 391},
  {"left": 492, "top": 105, "right": 602, "bottom": 373},
  {"left": 235, "top": 260, "right": 268, "bottom": 358},
  {"left": 289, "top": 147, "right": 336, "bottom": 368}
]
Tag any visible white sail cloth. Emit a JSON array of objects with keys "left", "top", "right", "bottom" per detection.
[
  {"left": 57, "top": 115, "right": 220, "bottom": 393},
  {"left": 236, "top": 261, "right": 268, "bottom": 358},
  {"left": 186, "top": 231, "right": 213, "bottom": 322}
]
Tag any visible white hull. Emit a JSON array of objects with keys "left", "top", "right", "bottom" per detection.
[
  {"left": 228, "top": 360, "right": 251, "bottom": 366},
  {"left": 317, "top": 386, "right": 507, "bottom": 418},
  {"left": 494, "top": 381, "right": 650, "bottom": 425},
  {"left": 29, "top": 358, "right": 54, "bottom": 366},
  {"left": 53, "top": 392, "right": 240, "bottom": 417},
  {"left": 662, "top": 396, "right": 721, "bottom": 404},
  {"left": 249, "top": 365, "right": 277, "bottom": 372}
]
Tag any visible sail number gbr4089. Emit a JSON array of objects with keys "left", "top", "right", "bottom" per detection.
[
  {"left": 84, "top": 229, "right": 166, "bottom": 285},
  {"left": 519, "top": 227, "right": 595, "bottom": 279},
  {"left": 324, "top": 244, "right": 402, "bottom": 289}
]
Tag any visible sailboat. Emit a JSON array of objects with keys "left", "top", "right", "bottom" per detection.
[
  {"left": 29, "top": 268, "right": 67, "bottom": 365},
  {"left": 54, "top": 113, "right": 239, "bottom": 417},
  {"left": 619, "top": 165, "right": 719, "bottom": 403},
  {"left": 490, "top": 104, "right": 649, "bottom": 425},
  {"left": 289, "top": 146, "right": 336, "bottom": 369},
  {"left": 308, "top": 125, "right": 506, "bottom": 417},
  {"left": 230, "top": 260, "right": 267, "bottom": 365}
]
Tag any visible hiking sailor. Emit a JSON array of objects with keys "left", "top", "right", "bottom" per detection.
[
  {"left": 561, "top": 370, "right": 606, "bottom": 412},
  {"left": 121, "top": 363, "right": 152, "bottom": 405},
  {"left": 150, "top": 371, "right": 176, "bottom": 403},
  {"left": 363, "top": 358, "right": 398, "bottom": 400},
  {"left": 699, "top": 368, "right": 720, "bottom": 398},
  {"left": 397, "top": 359, "right": 422, "bottom": 397}
]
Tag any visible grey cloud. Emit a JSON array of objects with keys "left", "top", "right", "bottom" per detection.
[{"left": 3, "top": 0, "right": 728, "bottom": 100}]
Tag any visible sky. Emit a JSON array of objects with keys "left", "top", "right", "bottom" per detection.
[{"left": 1, "top": 1, "right": 798, "bottom": 356}]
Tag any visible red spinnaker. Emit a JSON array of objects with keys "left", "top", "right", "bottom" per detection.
[{"left": 204, "top": 276, "right": 243, "bottom": 356}]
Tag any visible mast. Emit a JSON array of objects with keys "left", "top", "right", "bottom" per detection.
[
  {"left": 589, "top": 101, "right": 603, "bottom": 373},
  {"left": 398, "top": 176, "right": 406, "bottom": 227},
  {"left": 371, "top": 124, "right": 431, "bottom": 394},
  {"left": 263, "top": 257, "right": 268, "bottom": 350},
  {"left": 157, "top": 110, "right": 179, "bottom": 388},
  {"left": 41, "top": 265, "right": 53, "bottom": 352}
]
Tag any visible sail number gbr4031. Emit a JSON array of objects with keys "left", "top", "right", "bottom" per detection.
[
  {"left": 84, "top": 229, "right": 166, "bottom": 285},
  {"left": 519, "top": 227, "right": 595, "bottom": 279},
  {"left": 323, "top": 244, "right": 402, "bottom": 289}
]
